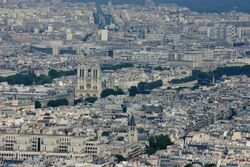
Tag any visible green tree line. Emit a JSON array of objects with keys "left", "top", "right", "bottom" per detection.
[
  {"left": 145, "top": 134, "right": 173, "bottom": 155},
  {"left": 101, "top": 88, "right": 124, "bottom": 98},
  {"left": 170, "top": 65, "right": 250, "bottom": 85},
  {"left": 101, "top": 63, "right": 134, "bottom": 71},
  {"left": 129, "top": 80, "right": 163, "bottom": 96},
  {"left": 74, "top": 97, "right": 98, "bottom": 105},
  {"left": 0, "top": 69, "right": 77, "bottom": 86},
  {"left": 154, "top": 66, "right": 169, "bottom": 71},
  {"left": 47, "top": 98, "right": 69, "bottom": 107},
  {"left": 74, "top": 87, "right": 125, "bottom": 104},
  {"left": 35, "top": 98, "right": 70, "bottom": 108}
]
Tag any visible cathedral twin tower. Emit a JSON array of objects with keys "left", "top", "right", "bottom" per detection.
[{"left": 75, "top": 64, "right": 102, "bottom": 99}]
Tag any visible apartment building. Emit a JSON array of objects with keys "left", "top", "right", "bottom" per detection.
[{"left": 0, "top": 133, "right": 90, "bottom": 160}]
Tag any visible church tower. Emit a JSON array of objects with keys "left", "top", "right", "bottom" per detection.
[
  {"left": 128, "top": 115, "right": 139, "bottom": 144},
  {"left": 76, "top": 64, "right": 102, "bottom": 99}
]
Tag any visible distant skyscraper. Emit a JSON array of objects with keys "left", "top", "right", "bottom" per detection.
[
  {"left": 144, "top": 0, "right": 155, "bottom": 8},
  {"left": 47, "top": 25, "right": 53, "bottom": 33},
  {"left": 66, "top": 29, "right": 73, "bottom": 41},
  {"left": 207, "top": 24, "right": 236, "bottom": 43},
  {"left": 76, "top": 64, "right": 102, "bottom": 99},
  {"left": 128, "top": 115, "right": 139, "bottom": 144},
  {"left": 89, "top": 15, "right": 94, "bottom": 24},
  {"left": 99, "top": 29, "right": 109, "bottom": 41},
  {"left": 108, "top": 0, "right": 112, "bottom": 8}
]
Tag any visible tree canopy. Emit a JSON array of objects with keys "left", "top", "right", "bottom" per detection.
[
  {"left": 47, "top": 98, "right": 69, "bottom": 107},
  {"left": 128, "top": 86, "right": 138, "bottom": 97},
  {"left": 85, "top": 97, "right": 97, "bottom": 103},
  {"left": 170, "top": 65, "right": 250, "bottom": 85},
  {"left": 115, "top": 154, "right": 127, "bottom": 162},
  {"left": 154, "top": 66, "right": 169, "bottom": 71},
  {"left": 34, "top": 101, "right": 42, "bottom": 109},
  {"left": 205, "top": 164, "right": 216, "bottom": 167},
  {"left": 101, "top": 63, "right": 134, "bottom": 71},
  {"left": 184, "top": 164, "right": 194, "bottom": 167},
  {"left": 101, "top": 88, "right": 124, "bottom": 98},
  {"left": 48, "top": 69, "right": 76, "bottom": 78},
  {"left": 145, "top": 134, "right": 173, "bottom": 155},
  {"left": 0, "top": 69, "right": 76, "bottom": 86},
  {"left": 138, "top": 80, "right": 163, "bottom": 92},
  {"left": 128, "top": 80, "right": 163, "bottom": 97}
]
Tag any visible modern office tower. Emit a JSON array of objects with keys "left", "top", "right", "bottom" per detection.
[
  {"left": 225, "top": 24, "right": 237, "bottom": 43},
  {"left": 34, "top": 28, "right": 39, "bottom": 34},
  {"left": 207, "top": 24, "right": 236, "bottom": 43},
  {"left": 51, "top": 40, "right": 63, "bottom": 55},
  {"left": 99, "top": 29, "right": 108, "bottom": 41},
  {"left": 66, "top": 28, "right": 73, "bottom": 41},
  {"left": 128, "top": 115, "right": 139, "bottom": 144},
  {"left": 52, "top": 45, "right": 59, "bottom": 55},
  {"left": 108, "top": 0, "right": 112, "bottom": 8},
  {"left": 47, "top": 25, "right": 53, "bottom": 33},
  {"left": 237, "top": 27, "right": 250, "bottom": 40},
  {"left": 144, "top": 0, "right": 155, "bottom": 8},
  {"left": 76, "top": 64, "right": 102, "bottom": 99},
  {"left": 89, "top": 15, "right": 94, "bottom": 24}
]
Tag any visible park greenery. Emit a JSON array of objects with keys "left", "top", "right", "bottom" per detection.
[
  {"left": 185, "top": 164, "right": 215, "bottom": 167},
  {"left": 154, "top": 66, "right": 169, "bottom": 71},
  {"left": 47, "top": 98, "right": 69, "bottom": 107},
  {"left": 101, "top": 88, "right": 125, "bottom": 98},
  {"left": 138, "top": 80, "right": 163, "bottom": 91},
  {"left": 184, "top": 164, "right": 193, "bottom": 167},
  {"left": 101, "top": 63, "right": 134, "bottom": 71},
  {"left": 205, "top": 164, "right": 216, "bottom": 167},
  {"left": 34, "top": 101, "right": 42, "bottom": 109},
  {"left": 128, "top": 86, "right": 138, "bottom": 97},
  {"left": 0, "top": 69, "right": 77, "bottom": 86},
  {"left": 85, "top": 97, "right": 98, "bottom": 103},
  {"left": 114, "top": 154, "right": 128, "bottom": 163},
  {"left": 48, "top": 69, "right": 77, "bottom": 78},
  {"left": 82, "top": 33, "right": 93, "bottom": 42},
  {"left": 190, "top": 84, "right": 200, "bottom": 90},
  {"left": 74, "top": 98, "right": 83, "bottom": 105},
  {"left": 170, "top": 65, "right": 250, "bottom": 85},
  {"left": 129, "top": 80, "right": 163, "bottom": 96},
  {"left": 74, "top": 87, "right": 125, "bottom": 105},
  {"left": 74, "top": 97, "right": 98, "bottom": 105},
  {"left": 145, "top": 134, "right": 173, "bottom": 155}
]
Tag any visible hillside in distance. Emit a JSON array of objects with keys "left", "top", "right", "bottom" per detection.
[{"left": 64, "top": 0, "right": 250, "bottom": 13}]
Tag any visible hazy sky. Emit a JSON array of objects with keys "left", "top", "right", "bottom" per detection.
[{"left": 65, "top": 0, "right": 250, "bottom": 13}]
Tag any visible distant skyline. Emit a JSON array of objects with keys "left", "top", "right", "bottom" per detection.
[{"left": 64, "top": 0, "right": 250, "bottom": 13}]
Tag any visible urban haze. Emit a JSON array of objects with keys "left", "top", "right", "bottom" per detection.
[{"left": 0, "top": 0, "right": 249, "bottom": 167}]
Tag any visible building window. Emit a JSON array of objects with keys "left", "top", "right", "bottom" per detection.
[
  {"left": 88, "top": 69, "right": 91, "bottom": 77},
  {"left": 93, "top": 69, "right": 98, "bottom": 78},
  {"left": 81, "top": 69, "right": 84, "bottom": 77},
  {"left": 79, "top": 69, "right": 84, "bottom": 78},
  {"left": 86, "top": 84, "right": 91, "bottom": 89}
]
